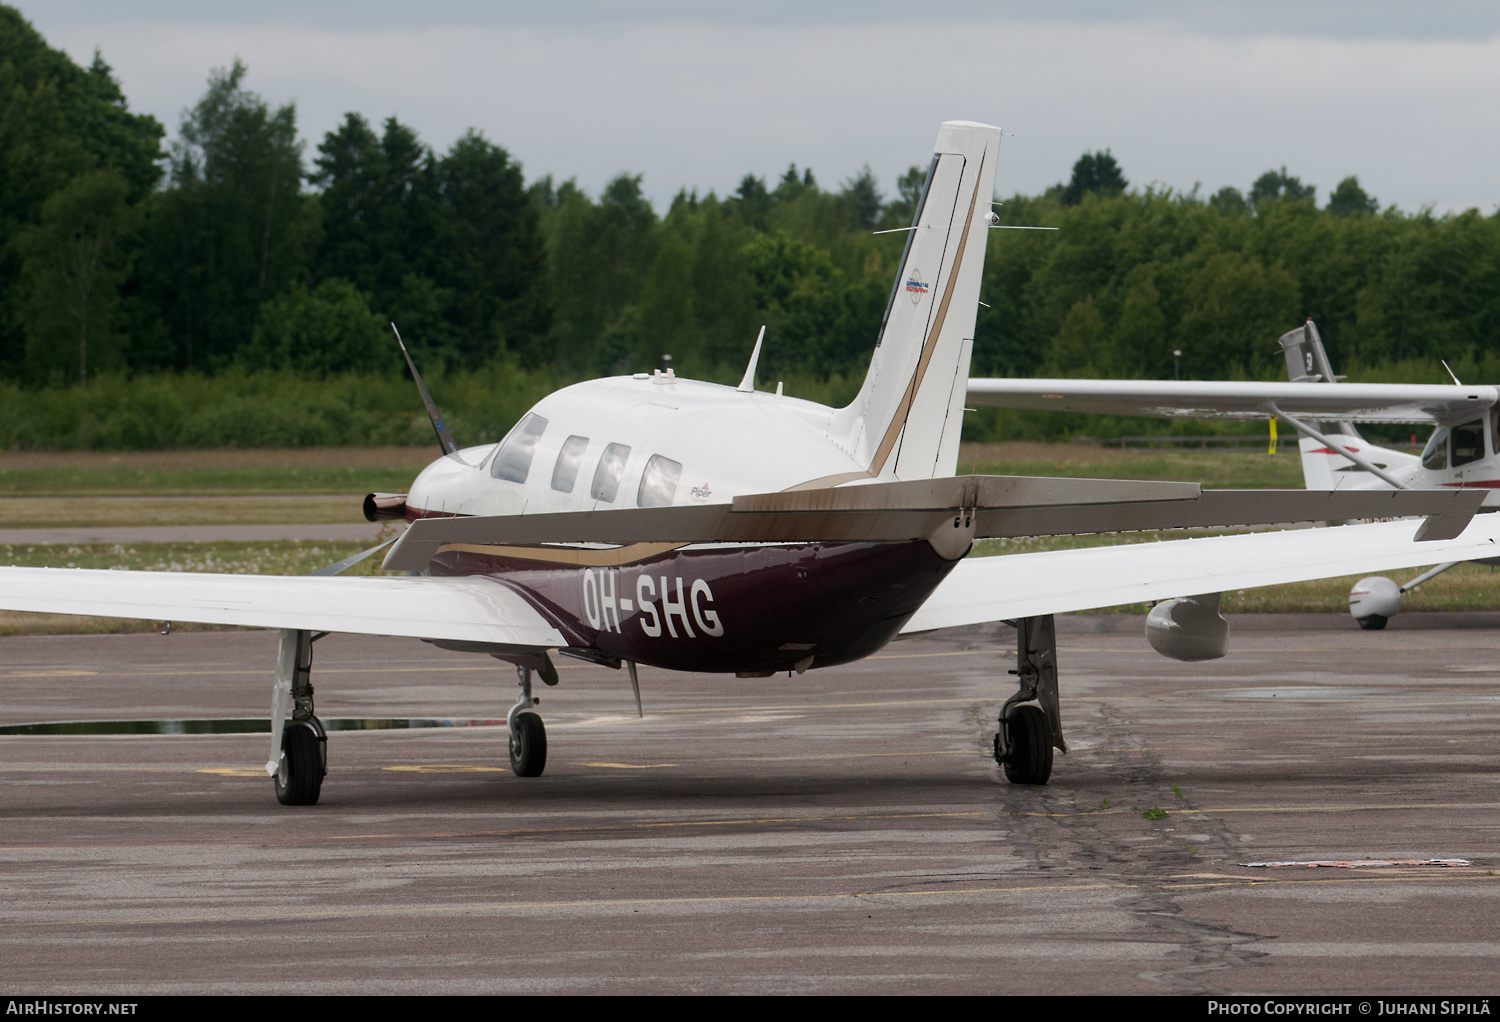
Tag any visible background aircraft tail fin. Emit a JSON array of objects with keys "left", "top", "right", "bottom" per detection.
[
  {"left": 826, "top": 121, "right": 1001, "bottom": 482},
  {"left": 1280, "top": 320, "right": 1363, "bottom": 488}
]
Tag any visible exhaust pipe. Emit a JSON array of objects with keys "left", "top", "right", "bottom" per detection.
[{"left": 363, "top": 493, "right": 408, "bottom": 522}]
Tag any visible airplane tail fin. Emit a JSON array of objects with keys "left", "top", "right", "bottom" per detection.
[
  {"left": 1278, "top": 321, "right": 1416, "bottom": 490},
  {"left": 1279, "top": 320, "right": 1358, "bottom": 489},
  {"left": 825, "top": 121, "right": 1001, "bottom": 483}
]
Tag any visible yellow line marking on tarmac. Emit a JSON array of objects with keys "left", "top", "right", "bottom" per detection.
[
  {"left": 382, "top": 764, "right": 506, "bottom": 774},
  {"left": 196, "top": 767, "right": 264, "bottom": 778},
  {"left": 326, "top": 809, "right": 994, "bottom": 842},
  {"left": 2, "top": 670, "right": 98, "bottom": 677},
  {"left": 0, "top": 883, "right": 1135, "bottom": 930},
  {"left": 1161, "top": 874, "right": 1500, "bottom": 891},
  {"left": 1023, "top": 801, "right": 1500, "bottom": 818},
  {"left": 572, "top": 762, "right": 676, "bottom": 769},
  {"left": 742, "top": 750, "right": 966, "bottom": 762}
]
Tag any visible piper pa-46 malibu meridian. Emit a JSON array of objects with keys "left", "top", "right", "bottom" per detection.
[
  {"left": 966, "top": 320, "right": 1500, "bottom": 629},
  {"left": 3, "top": 121, "right": 1496, "bottom": 806}
]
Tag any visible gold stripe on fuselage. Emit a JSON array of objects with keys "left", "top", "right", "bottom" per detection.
[{"left": 436, "top": 541, "right": 688, "bottom": 567}]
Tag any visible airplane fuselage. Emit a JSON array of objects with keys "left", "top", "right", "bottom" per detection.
[
  {"left": 1305, "top": 405, "right": 1500, "bottom": 497},
  {"left": 402, "top": 373, "right": 965, "bottom": 675}
]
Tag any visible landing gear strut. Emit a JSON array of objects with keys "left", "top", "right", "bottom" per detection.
[
  {"left": 508, "top": 666, "right": 548, "bottom": 777},
  {"left": 268, "top": 628, "right": 326, "bottom": 805},
  {"left": 994, "top": 615, "right": 1066, "bottom": 786}
]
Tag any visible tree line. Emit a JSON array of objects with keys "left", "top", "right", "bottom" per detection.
[{"left": 3, "top": 6, "right": 1499, "bottom": 448}]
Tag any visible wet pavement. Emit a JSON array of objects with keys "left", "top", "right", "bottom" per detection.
[{"left": 1, "top": 614, "right": 1497, "bottom": 995}]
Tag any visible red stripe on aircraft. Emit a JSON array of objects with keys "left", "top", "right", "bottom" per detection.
[
  {"left": 1310, "top": 447, "right": 1360, "bottom": 454},
  {"left": 1441, "top": 480, "right": 1500, "bottom": 488}
]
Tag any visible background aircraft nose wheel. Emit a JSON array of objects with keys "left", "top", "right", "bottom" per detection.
[
  {"left": 274, "top": 719, "right": 326, "bottom": 805},
  {"left": 1357, "top": 615, "right": 1388, "bottom": 631},
  {"left": 995, "top": 704, "right": 1053, "bottom": 785},
  {"left": 509, "top": 713, "right": 547, "bottom": 777}
]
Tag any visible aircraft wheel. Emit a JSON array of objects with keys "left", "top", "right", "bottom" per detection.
[
  {"left": 1001, "top": 705, "right": 1053, "bottom": 786},
  {"left": 1357, "top": 615, "right": 1388, "bottom": 631},
  {"left": 509, "top": 713, "right": 548, "bottom": 778},
  {"left": 274, "top": 721, "right": 325, "bottom": 806}
]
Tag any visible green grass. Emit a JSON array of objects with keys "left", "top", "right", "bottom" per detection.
[
  {"left": 0, "top": 539, "right": 388, "bottom": 576},
  {"left": 957, "top": 441, "right": 1306, "bottom": 489},
  {"left": 0, "top": 447, "right": 435, "bottom": 497}
]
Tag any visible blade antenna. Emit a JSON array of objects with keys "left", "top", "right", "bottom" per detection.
[
  {"left": 391, "top": 323, "right": 459, "bottom": 456},
  {"left": 626, "top": 660, "right": 643, "bottom": 718}
]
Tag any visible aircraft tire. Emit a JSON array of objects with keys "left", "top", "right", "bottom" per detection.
[
  {"left": 509, "top": 712, "right": 547, "bottom": 778},
  {"left": 1357, "top": 615, "right": 1388, "bottom": 631},
  {"left": 274, "top": 721, "right": 324, "bottom": 806},
  {"left": 1001, "top": 705, "right": 1053, "bottom": 786}
]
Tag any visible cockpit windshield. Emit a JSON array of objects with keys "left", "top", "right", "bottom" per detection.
[
  {"left": 491, "top": 413, "right": 548, "bottom": 483},
  {"left": 1421, "top": 427, "right": 1450, "bottom": 471}
]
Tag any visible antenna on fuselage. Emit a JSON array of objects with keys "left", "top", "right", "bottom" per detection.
[
  {"left": 1442, "top": 359, "right": 1464, "bottom": 386},
  {"left": 737, "top": 325, "right": 766, "bottom": 394},
  {"left": 391, "top": 322, "right": 460, "bottom": 457}
]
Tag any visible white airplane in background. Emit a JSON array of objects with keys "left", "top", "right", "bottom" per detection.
[
  {"left": 1, "top": 122, "right": 1494, "bottom": 807},
  {"left": 967, "top": 320, "right": 1500, "bottom": 629}
]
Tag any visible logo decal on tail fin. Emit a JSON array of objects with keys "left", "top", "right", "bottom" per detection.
[{"left": 905, "top": 270, "right": 930, "bottom": 302}]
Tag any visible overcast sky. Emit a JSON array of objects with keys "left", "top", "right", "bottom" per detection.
[{"left": 16, "top": 2, "right": 1500, "bottom": 213}]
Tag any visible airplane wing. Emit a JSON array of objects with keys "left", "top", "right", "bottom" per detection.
[
  {"left": 965, "top": 378, "right": 1498, "bottom": 425},
  {"left": 0, "top": 569, "right": 565, "bottom": 651},
  {"left": 905, "top": 514, "right": 1500, "bottom": 632}
]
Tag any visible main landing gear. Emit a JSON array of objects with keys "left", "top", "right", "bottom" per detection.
[
  {"left": 508, "top": 666, "right": 548, "bottom": 777},
  {"left": 994, "top": 614, "right": 1067, "bottom": 786},
  {"left": 268, "top": 629, "right": 327, "bottom": 806}
]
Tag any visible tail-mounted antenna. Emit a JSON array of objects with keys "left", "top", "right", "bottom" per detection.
[{"left": 391, "top": 323, "right": 459, "bottom": 457}]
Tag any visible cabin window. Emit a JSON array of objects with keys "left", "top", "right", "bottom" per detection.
[
  {"left": 637, "top": 455, "right": 683, "bottom": 508},
  {"left": 590, "top": 443, "right": 632, "bottom": 502},
  {"left": 1421, "top": 427, "right": 1450, "bottom": 471},
  {"left": 1452, "top": 419, "right": 1485, "bottom": 467},
  {"left": 550, "top": 435, "right": 590, "bottom": 493},
  {"left": 490, "top": 413, "right": 549, "bottom": 483}
]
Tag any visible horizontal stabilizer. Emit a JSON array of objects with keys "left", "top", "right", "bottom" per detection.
[{"left": 382, "top": 476, "right": 1485, "bottom": 570}]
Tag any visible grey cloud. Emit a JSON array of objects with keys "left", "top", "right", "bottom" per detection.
[{"left": 19, "top": 0, "right": 1500, "bottom": 41}]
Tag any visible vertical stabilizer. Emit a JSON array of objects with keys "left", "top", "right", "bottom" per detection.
[
  {"left": 1279, "top": 320, "right": 1416, "bottom": 490},
  {"left": 824, "top": 121, "right": 1001, "bottom": 483},
  {"left": 1280, "top": 320, "right": 1358, "bottom": 489}
]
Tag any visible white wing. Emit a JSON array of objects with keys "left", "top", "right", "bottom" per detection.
[
  {"left": 0, "top": 569, "right": 564, "bottom": 650},
  {"left": 965, "top": 378, "right": 1497, "bottom": 425},
  {"left": 906, "top": 515, "right": 1500, "bottom": 632}
]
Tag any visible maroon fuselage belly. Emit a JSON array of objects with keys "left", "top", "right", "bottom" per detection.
[{"left": 426, "top": 541, "right": 960, "bottom": 674}]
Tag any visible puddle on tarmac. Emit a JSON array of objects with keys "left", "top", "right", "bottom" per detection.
[{"left": 0, "top": 717, "right": 506, "bottom": 736}]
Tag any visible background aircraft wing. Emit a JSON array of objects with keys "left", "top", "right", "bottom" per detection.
[
  {"left": 905, "top": 514, "right": 1500, "bottom": 632},
  {"left": 965, "top": 378, "right": 1498, "bottom": 425},
  {"left": 0, "top": 569, "right": 565, "bottom": 650}
]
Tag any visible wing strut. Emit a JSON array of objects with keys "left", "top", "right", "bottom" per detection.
[{"left": 1265, "top": 404, "right": 1407, "bottom": 490}]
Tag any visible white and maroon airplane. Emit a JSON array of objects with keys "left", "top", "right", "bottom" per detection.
[
  {"left": 966, "top": 320, "right": 1500, "bottom": 629},
  {"left": 2, "top": 122, "right": 1496, "bottom": 806}
]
